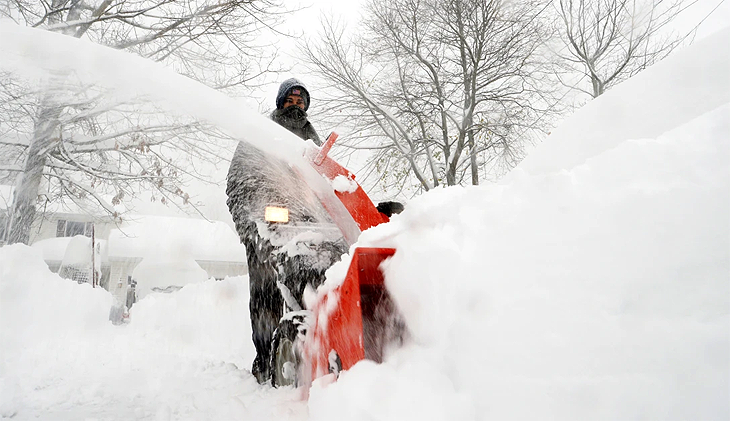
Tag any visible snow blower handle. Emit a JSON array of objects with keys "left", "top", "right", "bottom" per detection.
[{"left": 313, "top": 132, "right": 338, "bottom": 166}]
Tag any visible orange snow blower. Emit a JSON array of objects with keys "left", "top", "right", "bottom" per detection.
[{"left": 302, "top": 133, "right": 404, "bottom": 383}]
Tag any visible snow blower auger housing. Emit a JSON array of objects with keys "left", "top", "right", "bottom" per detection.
[{"left": 307, "top": 247, "right": 407, "bottom": 380}]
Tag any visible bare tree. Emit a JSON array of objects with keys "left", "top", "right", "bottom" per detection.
[
  {"left": 304, "top": 0, "right": 557, "bottom": 194},
  {"left": 0, "top": 73, "right": 237, "bottom": 242},
  {"left": 3, "top": 0, "right": 286, "bottom": 91},
  {"left": 0, "top": 0, "right": 289, "bottom": 244},
  {"left": 553, "top": 0, "right": 685, "bottom": 98}
]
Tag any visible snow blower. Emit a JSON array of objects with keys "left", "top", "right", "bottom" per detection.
[{"left": 226, "top": 132, "right": 404, "bottom": 388}]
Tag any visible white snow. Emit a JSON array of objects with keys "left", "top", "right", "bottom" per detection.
[
  {"left": 516, "top": 27, "right": 730, "bottom": 177},
  {"left": 110, "top": 215, "right": 247, "bottom": 298},
  {"left": 0, "top": 18, "right": 728, "bottom": 421},
  {"left": 107, "top": 215, "right": 246, "bottom": 260},
  {"left": 31, "top": 236, "right": 82, "bottom": 262},
  {"left": 132, "top": 258, "right": 210, "bottom": 299},
  {"left": 58, "top": 235, "right": 98, "bottom": 266},
  {"left": 330, "top": 174, "right": 359, "bottom": 193},
  {"left": 314, "top": 102, "right": 729, "bottom": 420}
]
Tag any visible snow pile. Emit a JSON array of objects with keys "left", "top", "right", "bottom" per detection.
[
  {"left": 0, "top": 245, "right": 113, "bottom": 417},
  {"left": 517, "top": 28, "right": 730, "bottom": 177},
  {"left": 308, "top": 29, "right": 730, "bottom": 420},
  {"left": 132, "top": 258, "right": 209, "bottom": 298},
  {"left": 32, "top": 236, "right": 107, "bottom": 262},
  {"left": 58, "top": 235, "right": 96, "bottom": 265},
  {"left": 127, "top": 277, "right": 252, "bottom": 364},
  {"left": 0, "top": 245, "right": 270, "bottom": 419},
  {"left": 0, "top": 245, "right": 113, "bottom": 337}
]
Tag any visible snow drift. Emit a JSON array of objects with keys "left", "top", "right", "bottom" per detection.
[
  {"left": 0, "top": 245, "right": 268, "bottom": 420},
  {"left": 516, "top": 27, "right": 730, "bottom": 176},
  {"left": 311, "top": 107, "right": 729, "bottom": 419},
  {"left": 309, "top": 28, "right": 730, "bottom": 420}
]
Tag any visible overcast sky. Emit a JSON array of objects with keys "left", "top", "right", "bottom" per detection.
[{"left": 246, "top": 0, "right": 365, "bottom": 110}]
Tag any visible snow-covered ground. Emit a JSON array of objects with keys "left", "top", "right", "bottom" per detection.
[{"left": 1, "top": 20, "right": 729, "bottom": 421}]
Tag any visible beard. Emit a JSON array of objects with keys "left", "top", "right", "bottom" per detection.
[{"left": 281, "top": 105, "right": 307, "bottom": 120}]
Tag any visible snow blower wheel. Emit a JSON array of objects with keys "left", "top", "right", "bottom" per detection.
[{"left": 270, "top": 319, "right": 300, "bottom": 387}]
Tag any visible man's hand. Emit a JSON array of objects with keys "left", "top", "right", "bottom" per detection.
[{"left": 376, "top": 201, "right": 405, "bottom": 217}]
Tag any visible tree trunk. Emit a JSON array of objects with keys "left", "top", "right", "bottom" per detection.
[
  {"left": 591, "top": 74, "right": 605, "bottom": 97},
  {"left": 446, "top": 158, "right": 457, "bottom": 186},
  {"left": 468, "top": 130, "right": 478, "bottom": 185},
  {"left": 6, "top": 0, "right": 70, "bottom": 245},
  {"left": 7, "top": 102, "right": 61, "bottom": 244}
]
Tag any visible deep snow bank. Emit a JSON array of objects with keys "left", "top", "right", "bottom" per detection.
[
  {"left": 0, "top": 245, "right": 113, "bottom": 346},
  {"left": 0, "top": 244, "right": 259, "bottom": 419},
  {"left": 308, "top": 28, "right": 730, "bottom": 421},
  {"left": 516, "top": 26, "right": 730, "bottom": 177},
  {"left": 0, "top": 245, "right": 113, "bottom": 416},
  {"left": 127, "top": 276, "right": 253, "bottom": 365},
  {"left": 311, "top": 105, "right": 730, "bottom": 421}
]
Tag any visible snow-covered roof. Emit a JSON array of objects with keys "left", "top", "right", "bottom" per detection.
[
  {"left": 31, "top": 214, "right": 245, "bottom": 263},
  {"left": 31, "top": 236, "right": 108, "bottom": 262}
]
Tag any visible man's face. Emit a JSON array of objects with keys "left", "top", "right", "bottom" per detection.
[{"left": 284, "top": 94, "right": 305, "bottom": 110}]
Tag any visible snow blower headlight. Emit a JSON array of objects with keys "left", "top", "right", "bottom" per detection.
[{"left": 265, "top": 206, "right": 289, "bottom": 223}]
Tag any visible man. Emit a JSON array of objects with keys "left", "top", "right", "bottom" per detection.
[
  {"left": 226, "top": 78, "right": 335, "bottom": 384},
  {"left": 227, "top": 79, "right": 402, "bottom": 384},
  {"left": 270, "top": 78, "right": 321, "bottom": 146}
]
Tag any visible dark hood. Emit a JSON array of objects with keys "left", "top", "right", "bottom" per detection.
[{"left": 275, "top": 78, "right": 310, "bottom": 111}]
